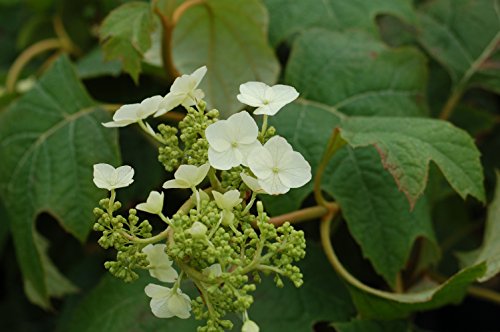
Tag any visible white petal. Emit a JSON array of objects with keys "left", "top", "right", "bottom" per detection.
[
  {"left": 203, "top": 264, "right": 222, "bottom": 278},
  {"left": 102, "top": 119, "right": 133, "bottom": 128},
  {"left": 193, "top": 163, "right": 210, "bottom": 186},
  {"left": 247, "top": 146, "right": 273, "bottom": 179},
  {"left": 136, "top": 191, "right": 164, "bottom": 214},
  {"left": 113, "top": 104, "right": 140, "bottom": 122},
  {"left": 205, "top": 120, "right": 231, "bottom": 152},
  {"left": 238, "top": 140, "right": 262, "bottom": 166},
  {"left": 263, "top": 136, "right": 293, "bottom": 161},
  {"left": 253, "top": 103, "right": 282, "bottom": 116},
  {"left": 151, "top": 266, "right": 178, "bottom": 283},
  {"left": 93, "top": 163, "right": 115, "bottom": 189},
  {"left": 155, "top": 93, "right": 185, "bottom": 117},
  {"left": 259, "top": 174, "right": 289, "bottom": 195},
  {"left": 190, "top": 66, "right": 207, "bottom": 88},
  {"left": 139, "top": 95, "right": 163, "bottom": 118},
  {"left": 174, "top": 164, "right": 201, "bottom": 186},
  {"left": 170, "top": 74, "right": 194, "bottom": 94},
  {"left": 114, "top": 165, "right": 135, "bottom": 188},
  {"left": 213, "top": 190, "right": 241, "bottom": 210},
  {"left": 167, "top": 291, "right": 191, "bottom": 319},
  {"left": 208, "top": 147, "right": 242, "bottom": 170},
  {"left": 237, "top": 81, "right": 269, "bottom": 107},
  {"left": 163, "top": 179, "right": 191, "bottom": 189},
  {"left": 242, "top": 320, "right": 260, "bottom": 332},
  {"left": 240, "top": 173, "right": 266, "bottom": 194},
  {"left": 187, "top": 221, "right": 208, "bottom": 237},
  {"left": 145, "top": 283, "right": 171, "bottom": 298},
  {"left": 150, "top": 297, "right": 174, "bottom": 318},
  {"left": 227, "top": 111, "right": 258, "bottom": 144},
  {"left": 278, "top": 151, "right": 312, "bottom": 189},
  {"left": 271, "top": 84, "right": 299, "bottom": 105}
]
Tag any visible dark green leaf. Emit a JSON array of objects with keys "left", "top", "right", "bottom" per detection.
[
  {"left": 285, "top": 30, "right": 428, "bottom": 117},
  {"left": 458, "top": 171, "right": 500, "bottom": 282},
  {"left": 249, "top": 242, "right": 356, "bottom": 330},
  {"left": 76, "top": 48, "right": 122, "bottom": 79},
  {"left": 417, "top": 0, "right": 500, "bottom": 93},
  {"left": 100, "top": 2, "right": 155, "bottom": 82},
  {"left": 339, "top": 116, "right": 486, "bottom": 207},
  {"left": 172, "top": 0, "right": 280, "bottom": 117},
  {"left": 329, "top": 147, "right": 439, "bottom": 287},
  {"left": 0, "top": 56, "right": 120, "bottom": 308},
  {"left": 264, "top": 0, "right": 416, "bottom": 46},
  {"left": 0, "top": 198, "right": 9, "bottom": 255}
]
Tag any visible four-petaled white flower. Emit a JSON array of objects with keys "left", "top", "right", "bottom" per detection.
[
  {"left": 163, "top": 163, "right": 210, "bottom": 189},
  {"left": 247, "top": 136, "right": 311, "bottom": 195},
  {"left": 205, "top": 111, "right": 261, "bottom": 170},
  {"left": 155, "top": 66, "right": 207, "bottom": 117},
  {"left": 237, "top": 82, "right": 299, "bottom": 116},
  {"left": 136, "top": 191, "right": 164, "bottom": 215},
  {"left": 102, "top": 95, "right": 163, "bottom": 127},
  {"left": 142, "top": 244, "right": 178, "bottom": 283},
  {"left": 144, "top": 284, "right": 191, "bottom": 319},
  {"left": 93, "top": 163, "right": 134, "bottom": 191},
  {"left": 213, "top": 190, "right": 242, "bottom": 211},
  {"left": 242, "top": 320, "right": 260, "bottom": 332},
  {"left": 240, "top": 173, "right": 268, "bottom": 194}
]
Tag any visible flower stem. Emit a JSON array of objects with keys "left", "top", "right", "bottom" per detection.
[
  {"left": 260, "top": 115, "right": 268, "bottom": 137},
  {"left": 314, "top": 128, "right": 345, "bottom": 207},
  {"left": 138, "top": 120, "right": 168, "bottom": 144},
  {"left": 208, "top": 167, "right": 223, "bottom": 192},
  {"left": 268, "top": 204, "right": 336, "bottom": 227},
  {"left": 121, "top": 227, "right": 170, "bottom": 244}
]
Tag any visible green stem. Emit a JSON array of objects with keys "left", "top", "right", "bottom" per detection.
[
  {"left": 159, "top": 212, "right": 174, "bottom": 227},
  {"left": 314, "top": 128, "right": 345, "bottom": 207},
  {"left": 268, "top": 204, "right": 334, "bottom": 227},
  {"left": 260, "top": 115, "right": 268, "bottom": 137},
  {"left": 121, "top": 227, "right": 170, "bottom": 244},
  {"left": 208, "top": 167, "right": 223, "bottom": 192},
  {"left": 138, "top": 120, "right": 167, "bottom": 144},
  {"left": 242, "top": 192, "right": 257, "bottom": 215}
]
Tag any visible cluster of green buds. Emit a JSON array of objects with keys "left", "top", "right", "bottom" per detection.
[{"left": 92, "top": 66, "right": 311, "bottom": 331}]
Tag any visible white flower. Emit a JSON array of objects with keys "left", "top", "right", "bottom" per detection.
[
  {"left": 240, "top": 173, "right": 267, "bottom": 194},
  {"left": 187, "top": 221, "right": 208, "bottom": 238},
  {"left": 155, "top": 66, "right": 207, "bottom": 117},
  {"left": 163, "top": 163, "right": 210, "bottom": 189},
  {"left": 212, "top": 190, "right": 242, "bottom": 211},
  {"left": 247, "top": 136, "right": 311, "bottom": 195},
  {"left": 242, "top": 320, "right": 260, "bottom": 332},
  {"left": 142, "top": 244, "right": 178, "bottom": 283},
  {"left": 102, "top": 95, "right": 163, "bottom": 127},
  {"left": 144, "top": 284, "right": 191, "bottom": 319},
  {"left": 202, "top": 263, "right": 222, "bottom": 278},
  {"left": 93, "top": 163, "right": 134, "bottom": 191},
  {"left": 136, "top": 191, "right": 164, "bottom": 215},
  {"left": 205, "top": 111, "right": 261, "bottom": 170},
  {"left": 237, "top": 82, "right": 299, "bottom": 116}
]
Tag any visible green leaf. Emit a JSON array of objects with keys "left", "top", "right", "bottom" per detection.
[
  {"left": 264, "top": 0, "right": 416, "bottom": 46},
  {"left": 339, "top": 116, "right": 485, "bottom": 207},
  {"left": 0, "top": 198, "right": 9, "bottom": 255},
  {"left": 417, "top": 0, "right": 500, "bottom": 93},
  {"left": 100, "top": 2, "right": 155, "bottom": 82},
  {"left": 249, "top": 242, "right": 356, "bottom": 330},
  {"left": 172, "top": 0, "right": 279, "bottom": 117},
  {"left": 458, "top": 171, "right": 500, "bottom": 282},
  {"left": 0, "top": 56, "right": 120, "bottom": 308},
  {"left": 285, "top": 29, "right": 428, "bottom": 117},
  {"left": 329, "top": 147, "right": 439, "bottom": 287},
  {"left": 76, "top": 48, "right": 122, "bottom": 80},
  {"left": 333, "top": 319, "right": 412, "bottom": 332},
  {"left": 346, "top": 262, "right": 485, "bottom": 319},
  {"left": 57, "top": 272, "right": 200, "bottom": 332}
]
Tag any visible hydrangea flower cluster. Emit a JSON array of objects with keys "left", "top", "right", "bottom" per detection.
[{"left": 92, "top": 66, "right": 310, "bottom": 331}]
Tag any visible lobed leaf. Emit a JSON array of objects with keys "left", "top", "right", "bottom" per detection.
[
  {"left": 417, "top": 0, "right": 500, "bottom": 93},
  {"left": 285, "top": 29, "right": 428, "bottom": 117},
  {"left": 264, "top": 0, "right": 416, "bottom": 46},
  {"left": 99, "top": 2, "right": 155, "bottom": 82},
  {"left": 339, "top": 116, "right": 486, "bottom": 208},
  {"left": 0, "top": 56, "right": 120, "bottom": 308},
  {"left": 172, "top": 0, "right": 279, "bottom": 117}
]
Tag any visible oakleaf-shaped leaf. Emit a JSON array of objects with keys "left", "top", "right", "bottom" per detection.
[
  {"left": 418, "top": 0, "right": 500, "bottom": 93},
  {"left": 264, "top": 0, "right": 416, "bottom": 46},
  {"left": 339, "top": 116, "right": 485, "bottom": 207},
  {"left": 172, "top": 0, "right": 279, "bottom": 117},
  {"left": 285, "top": 29, "right": 428, "bottom": 117},
  {"left": 265, "top": 104, "right": 439, "bottom": 286},
  {"left": 458, "top": 171, "right": 500, "bottom": 282},
  {"left": 0, "top": 56, "right": 120, "bottom": 308},
  {"left": 100, "top": 2, "right": 155, "bottom": 82}
]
